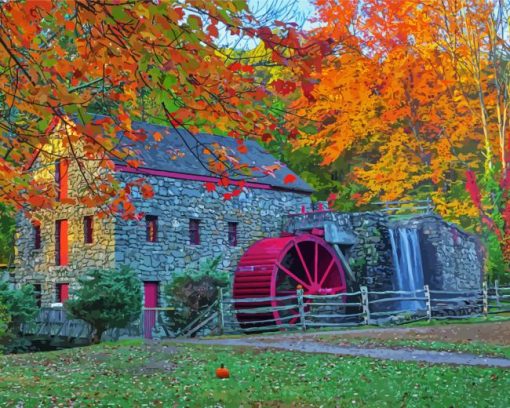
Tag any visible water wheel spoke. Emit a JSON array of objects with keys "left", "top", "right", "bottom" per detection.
[
  {"left": 294, "top": 243, "right": 313, "bottom": 285},
  {"left": 318, "top": 258, "right": 336, "bottom": 287},
  {"left": 314, "top": 242, "right": 319, "bottom": 284},
  {"left": 276, "top": 262, "right": 310, "bottom": 290},
  {"left": 289, "top": 309, "right": 301, "bottom": 325}
]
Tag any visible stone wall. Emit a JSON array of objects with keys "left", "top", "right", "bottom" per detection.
[
  {"left": 283, "top": 211, "right": 394, "bottom": 292},
  {"left": 15, "top": 162, "right": 311, "bottom": 305},
  {"left": 114, "top": 172, "right": 312, "bottom": 286},
  {"left": 401, "top": 215, "right": 484, "bottom": 291},
  {"left": 14, "top": 148, "right": 116, "bottom": 305},
  {"left": 282, "top": 211, "right": 485, "bottom": 295}
]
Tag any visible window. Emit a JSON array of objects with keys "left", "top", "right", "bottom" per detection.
[
  {"left": 33, "top": 284, "right": 42, "bottom": 307},
  {"left": 228, "top": 222, "right": 238, "bottom": 246},
  {"left": 189, "top": 219, "right": 200, "bottom": 245},
  {"left": 146, "top": 215, "right": 158, "bottom": 242},
  {"left": 56, "top": 283, "right": 69, "bottom": 303},
  {"left": 55, "top": 159, "right": 69, "bottom": 201},
  {"left": 55, "top": 219, "right": 68, "bottom": 266},
  {"left": 84, "top": 216, "right": 93, "bottom": 244},
  {"left": 33, "top": 223, "right": 41, "bottom": 250}
]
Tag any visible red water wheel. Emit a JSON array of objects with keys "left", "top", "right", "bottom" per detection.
[{"left": 233, "top": 234, "right": 346, "bottom": 328}]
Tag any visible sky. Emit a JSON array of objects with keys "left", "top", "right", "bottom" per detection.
[{"left": 247, "top": 0, "right": 317, "bottom": 28}]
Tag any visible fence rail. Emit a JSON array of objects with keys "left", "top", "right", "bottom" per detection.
[
  {"left": 20, "top": 282, "right": 510, "bottom": 340},
  {"left": 21, "top": 307, "right": 176, "bottom": 340},
  {"left": 219, "top": 281, "right": 508, "bottom": 334}
]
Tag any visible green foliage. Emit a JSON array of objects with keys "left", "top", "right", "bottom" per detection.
[
  {"left": 164, "top": 257, "right": 228, "bottom": 332},
  {"left": 0, "top": 204, "right": 15, "bottom": 265},
  {"left": 486, "top": 231, "right": 509, "bottom": 282},
  {"left": 65, "top": 266, "right": 142, "bottom": 343},
  {"left": 0, "top": 301, "right": 10, "bottom": 349},
  {"left": 0, "top": 281, "right": 37, "bottom": 334}
]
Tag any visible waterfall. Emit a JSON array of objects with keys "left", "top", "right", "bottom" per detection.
[{"left": 389, "top": 228, "right": 425, "bottom": 311}]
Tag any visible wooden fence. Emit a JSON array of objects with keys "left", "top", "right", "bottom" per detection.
[
  {"left": 488, "top": 280, "right": 510, "bottom": 315},
  {"left": 21, "top": 307, "right": 174, "bottom": 340},
  {"left": 219, "top": 282, "right": 500, "bottom": 334},
  {"left": 20, "top": 282, "right": 510, "bottom": 339}
]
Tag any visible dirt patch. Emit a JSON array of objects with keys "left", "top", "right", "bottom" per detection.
[
  {"left": 139, "top": 358, "right": 177, "bottom": 374},
  {"left": 307, "top": 321, "right": 510, "bottom": 345},
  {"left": 88, "top": 352, "right": 112, "bottom": 363},
  {"left": 137, "top": 342, "right": 180, "bottom": 374}
]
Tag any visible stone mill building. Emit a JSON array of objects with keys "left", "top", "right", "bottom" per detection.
[
  {"left": 13, "top": 117, "right": 486, "bottom": 326},
  {"left": 14, "top": 119, "right": 313, "bottom": 308}
]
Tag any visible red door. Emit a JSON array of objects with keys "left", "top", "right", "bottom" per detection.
[
  {"left": 143, "top": 282, "right": 158, "bottom": 339},
  {"left": 59, "top": 283, "right": 69, "bottom": 302}
]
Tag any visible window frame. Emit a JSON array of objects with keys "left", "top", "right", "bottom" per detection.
[
  {"left": 84, "top": 215, "right": 94, "bottom": 244},
  {"left": 189, "top": 218, "right": 200, "bottom": 245},
  {"left": 33, "top": 283, "right": 42, "bottom": 308},
  {"left": 33, "top": 223, "right": 41, "bottom": 250},
  {"left": 55, "top": 219, "right": 68, "bottom": 266},
  {"left": 146, "top": 215, "right": 158, "bottom": 243},
  {"left": 55, "top": 159, "right": 69, "bottom": 201},
  {"left": 56, "top": 282, "right": 69, "bottom": 303},
  {"left": 228, "top": 222, "right": 238, "bottom": 247}
]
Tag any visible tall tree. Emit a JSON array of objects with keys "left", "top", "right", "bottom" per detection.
[
  {"left": 0, "top": 0, "right": 329, "bottom": 215},
  {"left": 288, "top": 0, "right": 510, "bottom": 277}
]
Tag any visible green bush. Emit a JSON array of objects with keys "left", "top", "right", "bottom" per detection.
[
  {"left": 0, "top": 281, "right": 37, "bottom": 335},
  {"left": 0, "top": 281, "right": 38, "bottom": 352},
  {"left": 0, "top": 301, "right": 10, "bottom": 350},
  {"left": 65, "top": 266, "right": 142, "bottom": 343},
  {"left": 164, "top": 257, "right": 228, "bottom": 333}
]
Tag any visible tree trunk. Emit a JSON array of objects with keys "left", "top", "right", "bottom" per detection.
[{"left": 91, "top": 327, "right": 105, "bottom": 344}]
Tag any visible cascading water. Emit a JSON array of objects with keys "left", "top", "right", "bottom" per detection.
[{"left": 389, "top": 228, "right": 425, "bottom": 311}]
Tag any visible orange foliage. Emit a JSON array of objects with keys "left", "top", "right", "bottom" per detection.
[
  {"left": 0, "top": 1, "right": 329, "bottom": 214},
  {"left": 290, "top": 0, "right": 510, "bottom": 265}
]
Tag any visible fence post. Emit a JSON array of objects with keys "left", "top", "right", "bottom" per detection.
[
  {"left": 424, "top": 285, "right": 432, "bottom": 321},
  {"left": 297, "top": 288, "right": 306, "bottom": 331},
  {"left": 482, "top": 281, "right": 488, "bottom": 317},
  {"left": 495, "top": 280, "right": 501, "bottom": 307},
  {"left": 360, "top": 286, "right": 370, "bottom": 325},
  {"left": 218, "top": 288, "right": 224, "bottom": 335}
]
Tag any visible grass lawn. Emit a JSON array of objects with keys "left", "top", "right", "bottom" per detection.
[{"left": 0, "top": 339, "right": 509, "bottom": 407}]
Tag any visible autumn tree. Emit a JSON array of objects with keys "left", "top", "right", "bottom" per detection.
[
  {"left": 288, "top": 0, "right": 510, "bottom": 277},
  {"left": 0, "top": 0, "right": 329, "bottom": 216}
]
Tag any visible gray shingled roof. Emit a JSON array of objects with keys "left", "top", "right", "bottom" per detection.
[{"left": 114, "top": 120, "right": 314, "bottom": 193}]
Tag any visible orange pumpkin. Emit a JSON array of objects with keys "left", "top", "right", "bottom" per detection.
[{"left": 216, "top": 364, "right": 230, "bottom": 379}]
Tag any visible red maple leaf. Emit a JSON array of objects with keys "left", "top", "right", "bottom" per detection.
[
  {"left": 283, "top": 174, "right": 297, "bottom": 184},
  {"left": 204, "top": 182, "right": 216, "bottom": 192}
]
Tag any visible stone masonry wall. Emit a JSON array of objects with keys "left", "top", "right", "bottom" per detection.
[
  {"left": 16, "top": 165, "right": 311, "bottom": 305},
  {"left": 15, "top": 154, "right": 116, "bottom": 306},
  {"left": 283, "top": 211, "right": 484, "bottom": 296},
  {"left": 401, "top": 215, "right": 484, "bottom": 291},
  {"left": 283, "top": 211, "right": 394, "bottom": 293},
  {"left": 114, "top": 173, "right": 312, "bottom": 288}
]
